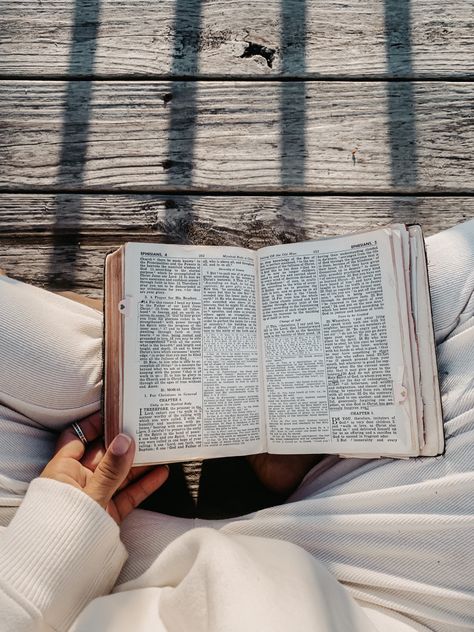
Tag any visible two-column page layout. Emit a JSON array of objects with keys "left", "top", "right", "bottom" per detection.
[{"left": 104, "top": 225, "right": 443, "bottom": 465}]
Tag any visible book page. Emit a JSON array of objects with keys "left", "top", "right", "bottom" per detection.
[
  {"left": 258, "top": 229, "right": 417, "bottom": 456},
  {"left": 122, "top": 243, "right": 265, "bottom": 464}
]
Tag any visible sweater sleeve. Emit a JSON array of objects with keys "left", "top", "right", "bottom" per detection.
[{"left": 0, "top": 477, "right": 128, "bottom": 632}]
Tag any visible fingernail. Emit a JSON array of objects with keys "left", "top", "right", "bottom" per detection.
[{"left": 110, "top": 433, "right": 132, "bottom": 456}]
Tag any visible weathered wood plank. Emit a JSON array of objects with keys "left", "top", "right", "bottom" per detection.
[
  {"left": 0, "top": 244, "right": 109, "bottom": 295},
  {"left": 0, "top": 194, "right": 472, "bottom": 240},
  {"left": 0, "top": 194, "right": 471, "bottom": 294},
  {"left": 0, "top": 0, "right": 473, "bottom": 78},
  {"left": 0, "top": 81, "right": 473, "bottom": 193}
]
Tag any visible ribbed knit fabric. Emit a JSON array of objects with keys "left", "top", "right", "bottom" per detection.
[
  {"left": 0, "top": 478, "right": 126, "bottom": 630},
  {"left": 0, "top": 220, "right": 473, "bottom": 631}
]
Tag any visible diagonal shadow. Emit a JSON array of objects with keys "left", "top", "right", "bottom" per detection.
[
  {"left": 50, "top": 0, "right": 101, "bottom": 287},
  {"left": 383, "top": 0, "right": 418, "bottom": 217},
  {"left": 279, "top": 0, "right": 307, "bottom": 241},
  {"left": 163, "top": 0, "right": 203, "bottom": 237}
]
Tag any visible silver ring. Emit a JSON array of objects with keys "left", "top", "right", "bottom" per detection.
[{"left": 72, "top": 422, "right": 88, "bottom": 446}]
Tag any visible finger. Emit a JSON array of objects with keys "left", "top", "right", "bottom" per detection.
[
  {"left": 54, "top": 429, "right": 86, "bottom": 460},
  {"left": 54, "top": 413, "right": 103, "bottom": 455},
  {"left": 117, "top": 465, "right": 155, "bottom": 491},
  {"left": 78, "top": 411, "right": 103, "bottom": 439},
  {"left": 113, "top": 465, "right": 169, "bottom": 522},
  {"left": 85, "top": 434, "right": 135, "bottom": 508},
  {"left": 81, "top": 439, "right": 106, "bottom": 472}
]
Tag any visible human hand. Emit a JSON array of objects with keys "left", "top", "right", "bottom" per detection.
[
  {"left": 40, "top": 413, "right": 169, "bottom": 524},
  {"left": 247, "top": 453, "right": 321, "bottom": 496}
]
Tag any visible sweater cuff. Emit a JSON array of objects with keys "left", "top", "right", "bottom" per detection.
[{"left": 0, "top": 477, "right": 127, "bottom": 631}]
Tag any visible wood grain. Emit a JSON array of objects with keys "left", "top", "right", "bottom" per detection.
[
  {"left": 0, "top": 194, "right": 472, "bottom": 239},
  {"left": 0, "top": 0, "right": 473, "bottom": 78},
  {"left": 0, "top": 194, "right": 471, "bottom": 294},
  {"left": 1, "top": 81, "right": 473, "bottom": 193}
]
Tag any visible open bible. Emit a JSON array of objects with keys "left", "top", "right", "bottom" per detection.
[{"left": 104, "top": 224, "right": 444, "bottom": 465}]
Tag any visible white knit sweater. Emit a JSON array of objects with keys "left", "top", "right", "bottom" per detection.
[{"left": 0, "top": 477, "right": 421, "bottom": 632}]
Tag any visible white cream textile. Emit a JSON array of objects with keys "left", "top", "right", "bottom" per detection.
[{"left": 0, "top": 220, "right": 473, "bottom": 631}]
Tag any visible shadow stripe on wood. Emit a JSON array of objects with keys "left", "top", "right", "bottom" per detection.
[
  {"left": 0, "top": 81, "right": 473, "bottom": 193},
  {"left": 0, "top": 0, "right": 473, "bottom": 78},
  {"left": 0, "top": 194, "right": 472, "bottom": 238},
  {"left": 0, "top": 194, "right": 471, "bottom": 294}
]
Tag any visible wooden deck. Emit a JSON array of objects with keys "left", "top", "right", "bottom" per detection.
[
  {"left": 1, "top": 0, "right": 473, "bottom": 296},
  {"left": 0, "top": 0, "right": 473, "bottom": 515}
]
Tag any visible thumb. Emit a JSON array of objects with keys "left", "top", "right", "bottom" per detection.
[{"left": 85, "top": 434, "right": 135, "bottom": 508}]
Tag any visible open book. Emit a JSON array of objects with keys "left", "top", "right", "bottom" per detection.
[{"left": 104, "top": 224, "right": 444, "bottom": 465}]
